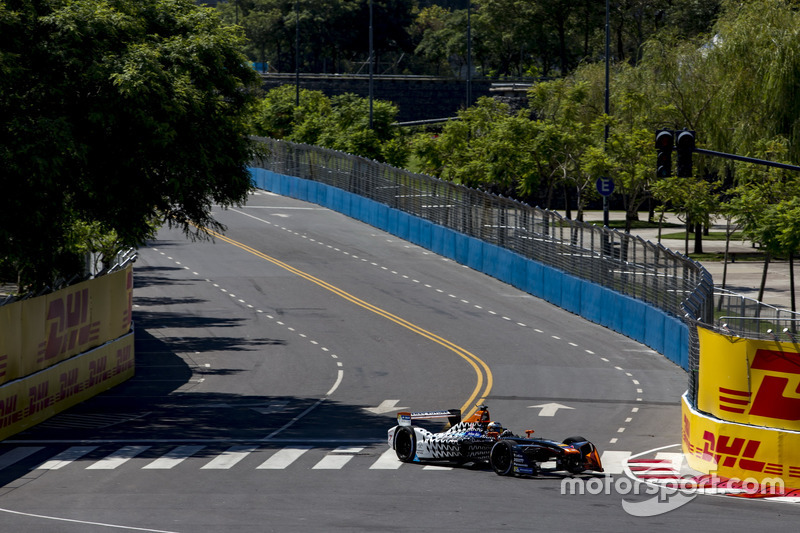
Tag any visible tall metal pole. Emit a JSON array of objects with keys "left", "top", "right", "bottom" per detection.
[
  {"left": 602, "top": 0, "right": 611, "bottom": 227},
  {"left": 369, "top": 0, "right": 374, "bottom": 129},
  {"left": 466, "top": 1, "right": 472, "bottom": 107},
  {"left": 295, "top": 1, "right": 300, "bottom": 106}
]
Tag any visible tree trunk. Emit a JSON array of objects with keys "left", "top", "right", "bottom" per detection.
[
  {"left": 791, "top": 254, "right": 796, "bottom": 314},
  {"left": 718, "top": 221, "right": 733, "bottom": 312},
  {"left": 693, "top": 222, "right": 704, "bottom": 254},
  {"left": 758, "top": 252, "right": 770, "bottom": 304},
  {"left": 684, "top": 222, "right": 690, "bottom": 255}
]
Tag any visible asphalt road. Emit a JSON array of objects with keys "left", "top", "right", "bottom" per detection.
[{"left": 0, "top": 190, "right": 797, "bottom": 531}]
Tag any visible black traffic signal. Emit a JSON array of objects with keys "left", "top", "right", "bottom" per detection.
[
  {"left": 676, "top": 129, "right": 696, "bottom": 178},
  {"left": 655, "top": 129, "right": 674, "bottom": 178}
]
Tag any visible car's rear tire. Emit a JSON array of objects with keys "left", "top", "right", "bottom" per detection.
[
  {"left": 490, "top": 440, "right": 515, "bottom": 476},
  {"left": 394, "top": 427, "right": 417, "bottom": 463},
  {"left": 562, "top": 436, "right": 587, "bottom": 445}
]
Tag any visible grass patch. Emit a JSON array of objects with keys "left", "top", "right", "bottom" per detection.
[
  {"left": 688, "top": 252, "right": 766, "bottom": 262},
  {"left": 661, "top": 231, "right": 745, "bottom": 241},
  {"left": 605, "top": 219, "right": 683, "bottom": 230}
]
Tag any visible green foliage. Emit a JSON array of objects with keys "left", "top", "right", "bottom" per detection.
[
  {"left": 709, "top": 0, "right": 800, "bottom": 161},
  {"left": 721, "top": 138, "right": 800, "bottom": 257},
  {"left": 219, "top": 0, "right": 415, "bottom": 74},
  {"left": 0, "top": 0, "right": 259, "bottom": 290},
  {"left": 251, "top": 86, "right": 409, "bottom": 167}
]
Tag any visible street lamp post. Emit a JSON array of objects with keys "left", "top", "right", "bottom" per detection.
[
  {"left": 466, "top": 1, "right": 472, "bottom": 107},
  {"left": 603, "top": 0, "right": 611, "bottom": 228},
  {"left": 369, "top": 0, "right": 374, "bottom": 129}
]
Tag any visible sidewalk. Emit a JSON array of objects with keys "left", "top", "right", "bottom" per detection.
[{"left": 576, "top": 211, "right": 797, "bottom": 312}]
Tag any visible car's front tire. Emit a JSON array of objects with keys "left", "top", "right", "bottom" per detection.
[
  {"left": 489, "top": 440, "right": 515, "bottom": 476},
  {"left": 394, "top": 426, "right": 417, "bottom": 463}
]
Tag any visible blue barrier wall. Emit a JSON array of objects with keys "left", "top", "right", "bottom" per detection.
[{"left": 250, "top": 168, "right": 689, "bottom": 369}]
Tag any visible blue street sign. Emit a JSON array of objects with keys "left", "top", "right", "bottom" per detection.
[{"left": 596, "top": 177, "right": 614, "bottom": 197}]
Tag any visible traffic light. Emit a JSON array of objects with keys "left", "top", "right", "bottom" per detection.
[
  {"left": 655, "top": 129, "right": 674, "bottom": 178},
  {"left": 676, "top": 129, "right": 696, "bottom": 178}
]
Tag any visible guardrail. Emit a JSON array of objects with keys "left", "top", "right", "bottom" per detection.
[{"left": 714, "top": 288, "right": 800, "bottom": 340}]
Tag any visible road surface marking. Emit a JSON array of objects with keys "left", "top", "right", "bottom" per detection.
[
  {"left": 256, "top": 447, "right": 311, "bottom": 469},
  {"left": 87, "top": 446, "right": 150, "bottom": 470},
  {"left": 201, "top": 446, "right": 258, "bottom": 470},
  {"left": 142, "top": 445, "right": 204, "bottom": 469}
]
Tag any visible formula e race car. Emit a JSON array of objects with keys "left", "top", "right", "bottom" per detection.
[{"left": 387, "top": 405, "right": 603, "bottom": 477}]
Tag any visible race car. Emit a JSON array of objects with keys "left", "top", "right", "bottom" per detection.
[{"left": 387, "top": 405, "right": 603, "bottom": 476}]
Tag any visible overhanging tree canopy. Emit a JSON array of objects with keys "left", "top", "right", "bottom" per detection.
[{"left": 0, "top": 0, "right": 259, "bottom": 290}]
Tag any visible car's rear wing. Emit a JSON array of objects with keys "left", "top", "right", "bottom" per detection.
[{"left": 397, "top": 409, "right": 461, "bottom": 427}]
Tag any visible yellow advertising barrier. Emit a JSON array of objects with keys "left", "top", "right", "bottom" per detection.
[
  {"left": 0, "top": 266, "right": 133, "bottom": 386},
  {"left": 682, "top": 393, "right": 800, "bottom": 488},
  {"left": 697, "top": 327, "right": 800, "bottom": 431},
  {"left": 0, "top": 331, "right": 134, "bottom": 440}
]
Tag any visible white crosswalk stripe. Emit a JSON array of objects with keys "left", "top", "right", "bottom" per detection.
[
  {"left": 87, "top": 445, "right": 150, "bottom": 470},
  {"left": 37, "top": 446, "right": 98, "bottom": 470},
  {"left": 256, "top": 446, "right": 311, "bottom": 469},
  {"left": 369, "top": 448, "right": 403, "bottom": 470},
  {"left": 201, "top": 446, "right": 258, "bottom": 470},
  {"left": 142, "top": 445, "right": 205, "bottom": 469},
  {"left": 0, "top": 446, "right": 44, "bottom": 469},
  {"left": 312, "top": 446, "right": 364, "bottom": 469}
]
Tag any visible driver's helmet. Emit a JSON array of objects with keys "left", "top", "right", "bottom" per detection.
[{"left": 487, "top": 421, "right": 503, "bottom": 434}]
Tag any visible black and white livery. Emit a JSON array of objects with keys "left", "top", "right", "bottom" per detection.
[{"left": 387, "top": 405, "right": 604, "bottom": 476}]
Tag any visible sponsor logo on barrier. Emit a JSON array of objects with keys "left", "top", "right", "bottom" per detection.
[
  {"left": 122, "top": 269, "right": 133, "bottom": 330},
  {"left": 0, "top": 394, "right": 21, "bottom": 429},
  {"left": 28, "top": 380, "right": 51, "bottom": 416},
  {"left": 712, "top": 348, "right": 800, "bottom": 423},
  {"left": 116, "top": 344, "right": 134, "bottom": 374},
  {"left": 749, "top": 349, "right": 800, "bottom": 421},
  {"left": 0, "top": 354, "right": 7, "bottom": 379},
  {"left": 58, "top": 368, "right": 81, "bottom": 401},
  {"left": 38, "top": 288, "right": 101, "bottom": 363},
  {"left": 88, "top": 355, "right": 110, "bottom": 387},
  {"left": 682, "top": 414, "right": 800, "bottom": 480}
]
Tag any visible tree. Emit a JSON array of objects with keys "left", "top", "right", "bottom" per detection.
[
  {"left": 770, "top": 198, "right": 800, "bottom": 312},
  {"left": 707, "top": 0, "right": 800, "bottom": 161},
  {"left": 651, "top": 176, "right": 721, "bottom": 255},
  {"left": 410, "top": 4, "right": 465, "bottom": 76},
  {"left": 528, "top": 70, "right": 602, "bottom": 219},
  {"left": 0, "top": 0, "right": 259, "bottom": 291},
  {"left": 721, "top": 138, "right": 800, "bottom": 305},
  {"left": 250, "top": 86, "right": 409, "bottom": 167},
  {"left": 412, "top": 97, "right": 537, "bottom": 194}
]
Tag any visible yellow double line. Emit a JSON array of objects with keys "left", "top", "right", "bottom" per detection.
[{"left": 205, "top": 228, "right": 493, "bottom": 418}]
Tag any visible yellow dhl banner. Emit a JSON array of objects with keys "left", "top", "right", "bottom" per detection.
[
  {"left": 0, "top": 266, "right": 132, "bottom": 385},
  {"left": 697, "top": 327, "right": 800, "bottom": 431},
  {"left": 682, "top": 394, "right": 800, "bottom": 488},
  {"left": 0, "top": 332, "right": 134, "bottom": 440}
]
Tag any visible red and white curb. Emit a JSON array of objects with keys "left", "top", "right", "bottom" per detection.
[{"left": 625, "top": 445, "right": 800, "bottom": 503}]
